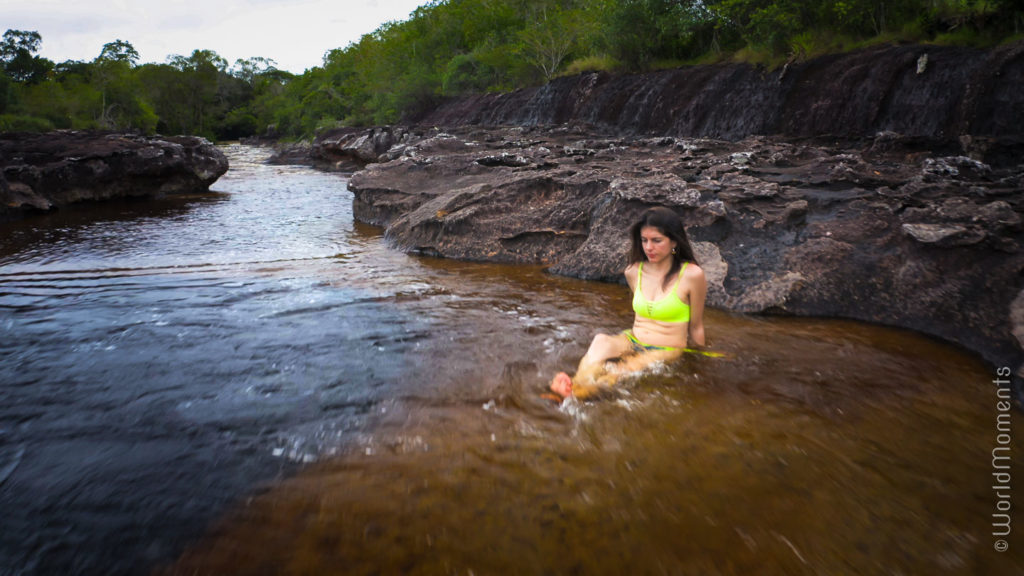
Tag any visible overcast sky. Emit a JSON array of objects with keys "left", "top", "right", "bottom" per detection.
[{"left": 0, "top": 0, "right": 429, "bottom": 74}]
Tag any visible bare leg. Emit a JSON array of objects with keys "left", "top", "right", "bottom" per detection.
[
  {"left": 549, "top": 333, "right": 632, "bottom": 399},
  {"left": 614, "top": 349, "right": 681, "bottom": 373},
  {"left": 549, "top": 343, "right": 682, "bottom": 400}
]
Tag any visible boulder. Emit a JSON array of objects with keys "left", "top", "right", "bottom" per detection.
[
  {"left": 0, "top": 131, "right": 228, "bottom": 222},
  {"left": 311, "top": 126, "right": 410, "bottom": 171}
]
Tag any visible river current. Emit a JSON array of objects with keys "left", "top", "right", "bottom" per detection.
[{"left": 1, "top": 146, "right": 1020, "bottom": 575}]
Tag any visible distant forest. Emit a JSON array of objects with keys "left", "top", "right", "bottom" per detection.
[{"left": 3, "top": 0, "right": 1022, "bottom": 141}]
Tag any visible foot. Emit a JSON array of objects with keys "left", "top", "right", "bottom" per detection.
[{"left": 549, "top": 372, "right": 573, "bottom": 398}]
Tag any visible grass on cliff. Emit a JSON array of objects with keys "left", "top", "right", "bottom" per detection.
[
  {"left": 560, "top": 25, "right": 1021, "bottom": 78},
  {"left": 721, "top": 24, "right": 1022, "bottom": 71}
]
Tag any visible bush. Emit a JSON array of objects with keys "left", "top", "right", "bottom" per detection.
[
  {"left": 561, "top": 54, "right": 618, "bottom": 75},
  {"left": 730, "top": 46, "right": 787, "bottom": 68},
  {"left": 787, "top": 30, "right": 857, "bottom": 59},
  {"left": 0, "top": 113, "right": 54, "bottom": 132},
  {"left": 217, "top": 108, "right": 260, "bottom": 140}
]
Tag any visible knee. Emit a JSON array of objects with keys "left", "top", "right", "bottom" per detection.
[{"left": 586, "top": 333, "right": 619, "bottom": 356}]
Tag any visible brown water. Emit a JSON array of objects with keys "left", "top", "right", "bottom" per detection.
[
  {"left": 163, "top": 306, "right": 1023, "bottom": 575},
  {"left": 1, "top": 147, "right": 1019, "bottom": 575}
]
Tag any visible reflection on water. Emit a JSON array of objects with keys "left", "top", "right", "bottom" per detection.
[{"left": 1, "top": 146, "right": 1020, "bottom": 575}]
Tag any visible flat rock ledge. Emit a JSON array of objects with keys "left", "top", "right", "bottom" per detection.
[
  {"left": 0, "top": 131, "right": 229, "bottom": 222},
  {"left": 344, "top": 125, "right": 1024, "bottom": 385}
]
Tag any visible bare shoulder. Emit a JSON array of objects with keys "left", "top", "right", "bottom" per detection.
[{"left": 680, "top": 262, "right": 706, "bottom": 293}]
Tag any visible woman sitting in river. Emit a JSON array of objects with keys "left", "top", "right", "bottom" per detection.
[{"left": 550, "top": 206, "right": 708, "bottom": 399}]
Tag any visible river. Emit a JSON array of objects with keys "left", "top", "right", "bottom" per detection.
[{"left": 1, "top": 146, "right": 1020, "bottom": 575}]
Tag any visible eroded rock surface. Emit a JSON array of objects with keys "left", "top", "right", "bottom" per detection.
[
  {"left": 417, "top": 42, "right": 1024, "bottom": 144},
  {"left": 0, "top": 131, "right": 229, "bottom": 221}
]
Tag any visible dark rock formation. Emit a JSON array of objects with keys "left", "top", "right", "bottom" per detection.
[
  {"left": 348, "top": 125, "right": 1024, "bottom": 384},
  {"left": 250, "top": 136, "right": 315, "bottom": 167},
  {"left": 0, "top": 131, "right": 228, "bottom": 222},
  {"left": 309, "top": 126, "right": 413, "bottom": 172},
  {"left": 417, "top": 42, "right": 1024, "bottom": 148}
]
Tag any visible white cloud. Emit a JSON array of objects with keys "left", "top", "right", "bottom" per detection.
[{"left": 0, "top": 0, "right": 427, "bottom": 73}]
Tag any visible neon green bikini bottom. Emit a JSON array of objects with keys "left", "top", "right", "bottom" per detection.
[
  {"left": 622, "top": 330, "right": 726, "bottom": 358},
  {"left": 623, "top": 330, "right": 678, "bottom": 352}
]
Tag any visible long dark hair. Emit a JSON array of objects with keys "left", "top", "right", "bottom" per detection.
[{"left": 629, "top": 207, "right": 698, "bottom": 290}]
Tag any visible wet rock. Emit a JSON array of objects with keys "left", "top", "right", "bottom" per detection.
[
  {"left": 922, "top": 156, "right": 992, "bottom": 180},
  {"left": 476, "top": 153, "right": 531, "bottom": 167},
  {"left": 265, "top": 141, "right": 312, "bottom": 165},
  {"left": 3, "top": 181, "right": 50, "bottom": 211},
  {"left": 0, "top": 131, "right": 228, "bottom": 222},
  {"left": 731, "top": 271, "right": 806, "bottom": 313},
  {"left": 901, "top": 222, "right": 985, "bottom": 246},
  {"left": 563, "top": 146, "right": 596, "bottom": 157},
  {"left": 976, "top": 201, "right": 1021, "bottom": 229},
  {"left": 1013, "top": 290, "right": 1024, "bottom": 351},
  {"left": 692, "top": 241, "right": 729, "bottom": 304},
  {"left": 311, "top": 126, "right": 410, "bottom": 171}
]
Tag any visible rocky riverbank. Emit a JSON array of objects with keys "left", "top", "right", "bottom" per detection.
[
  {"left": 313, "top": 41, "right": 1024, "bottom": 388},
  {"left": 339, "top": 123, "right": 1023, "bottom": 387},
  {"left": 0, "top": 131, "right": 228, "bottom": 222}
]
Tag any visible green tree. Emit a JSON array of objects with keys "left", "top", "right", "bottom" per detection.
[
  {"left": 222, "top": 57, "right": 291, "bottom": 138},
  {"left": 0, "top": 72, "right": 12, "bottom": 113},
  {"left": 166, "top": 49, "right": 228, "bottom": 137},
  {"left": 603, "top": 0, "right": 716, "bottom": 69},
  {"left": 517, "top": 3, "right": 588, "bottom": 80},
  {"left": 0, "top": 29, "right": 41, "bottom": 58},
  {"left": 231, "top": 57, "right": 278, "bottom": 85},
  {"left": 98, "top": 39, "right": 140, "bottom": 65},
  {"left": 137, "top": 63, "right": 191, "bottom": 134},
  {"left": 1, "top": 29, "right": 54, "bottom": 83},
  {"left": 93, "top": 40, "right": 151, "bottom": 130}
]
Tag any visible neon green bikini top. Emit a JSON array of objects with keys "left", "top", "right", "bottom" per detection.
[{"left": 632, "top": 262, "right": 690, "bottom": 323}]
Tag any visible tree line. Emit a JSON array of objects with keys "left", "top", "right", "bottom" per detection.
[
  {"left": 0, "top": 30, "right": 290, "bottom": 139},
  {"left": 3, "top": 0, "right": 1022, "bottom": 140}
]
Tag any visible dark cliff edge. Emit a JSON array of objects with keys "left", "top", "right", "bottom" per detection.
[
  {"left": 415, "top": 42, "right": 1024, "bottom": 153},
  {"left": 0, "top": 131, "right": 229, "bottom": 222}
]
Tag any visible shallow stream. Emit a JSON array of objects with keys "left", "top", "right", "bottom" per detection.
[{"left": 0, "top": 146, "right": 1019, "bottom": 575}]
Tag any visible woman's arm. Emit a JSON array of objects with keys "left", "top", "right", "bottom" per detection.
[
  {"left": 624, "top": 262, "right": 638, "bottom": 292},
  {"left": 683, "top": 264, "right": 707, "bottom": 347}
]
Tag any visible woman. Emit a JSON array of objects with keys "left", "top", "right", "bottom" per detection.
[{"left": 550, "top": 206, "right": 708, "bottom": 399}]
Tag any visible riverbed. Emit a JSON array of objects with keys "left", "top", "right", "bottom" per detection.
[{"left": 1, "top": 146, "right": 1020, "bottom": 575}]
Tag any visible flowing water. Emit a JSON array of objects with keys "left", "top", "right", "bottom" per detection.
[{"left": 0, "top": 146, "right": 1020, "bottom": 575}]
